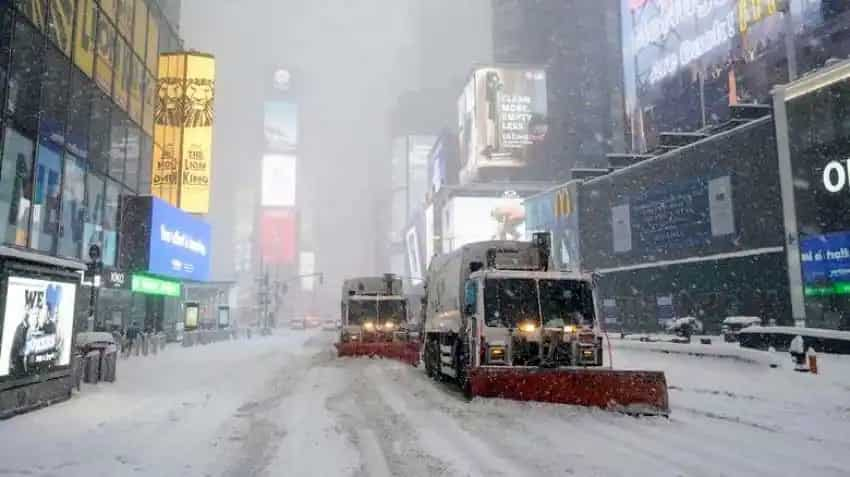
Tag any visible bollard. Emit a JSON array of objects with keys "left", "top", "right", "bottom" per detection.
[
  {"left": 133, "top": 338, "right": 141, "bottom": 356},
  {"left": 152, "top": 335, "right": 159, "bottom": 355},
  {"left": 161, "top": 334, "right": 167, "bottom": 351},
  {"left": 807, "top": 347, "right": 818, "bottom": 375},
  {"left": 790, "top": 335, "right": 808, "bottom": 372},
  {"left": 142, "top": 334, "right": 150, "bottom": 356}
]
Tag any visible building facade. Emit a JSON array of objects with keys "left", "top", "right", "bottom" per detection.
[
  {"left": 0, "top": 0, "right": 186, "bottom": 332},
  {"left": 623, "top": 0, "right": 850, "bottom": 152}
]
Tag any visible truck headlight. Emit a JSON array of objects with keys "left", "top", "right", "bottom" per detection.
[
  {"left": 564, "top": 324, "right": 576, "bottom": 334},
  {"left": 518, "top": 322, "right": 537, "bottom": 333},
  {"left": 489, "top": 346, "right": 506, "bottom": 361},
  {"left": 363, "top": 322, "right": 375, "bottom": 332},
  {"left": 384, "top": 321, "right": 396, "bottom": 330}
]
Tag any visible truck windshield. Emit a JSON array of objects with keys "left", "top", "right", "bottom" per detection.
[
  {"left": 484, "top": 278, "right": 540, "bottom": 328},
  {"left": 539, "top": 280, "right": 595, "bottom": 327},
  {"left": 347, "top": 299, "right": 406, "bottom": 325}
]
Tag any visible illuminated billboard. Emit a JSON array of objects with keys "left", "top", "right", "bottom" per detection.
[
  {"left": 153, "top": 52, "right": 216, "bottom": 214},
  {"left": 264, "top": 101, "right": 297, "bottom": 153},
  {"left": 260, "top": 208, "right": 296, "bottom": 265},
  {"left": 261, "top": 154, "right": 296, "bottom": 207},
  {"left": 458, "top": 66, "right": 547, "bottom": 184},
  {"left": 441, "top": 193, "right": 527, "bottom": 252}
]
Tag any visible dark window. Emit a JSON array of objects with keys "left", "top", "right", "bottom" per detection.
[
  {"left": 31, "top": 140, "right": 63, "bottom": 252},
  {"left": 58, "top": 152, "right": 85, "bottom": 258},
  {"left": 102, "top": 178, "right": 120, "bottom": 266},
  {"left": 0, "top": 4, "right": 13, "bottom": 115},
  {"left": 88, "top": 92, "right": 111, "bottom": 173},
  {"left": 6, "top": 18, "right": 44, "bottom": 133},
  {"left": 138, "top": 133, "right": 151, "bottom": 193},
  {"left": 124, "top": 124, "right": 140, "bottom": 190},
  {"left": 82, "top": 170, "right": 104, "bottom": 262},
  {"left": 66, "top": 68, "right": 91, "bottom": 158},
  {"left": 108, "top": 109, "right": 127, "bottom": 182},
  {"left": 0, "top": 127, "right": 35, "bottom": 246},
  {"left": 93, "top": 5, "right": 115, "bottom": 95},
  {"left": 39, "top": 43, "right": 70, "bottom": 147},
  {"left": 484, "top": 278, "right": 540, "bottom": 328}
]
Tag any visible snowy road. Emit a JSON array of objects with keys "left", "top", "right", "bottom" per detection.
[{"left": 1, "top": 330, "right": 849, "bottom": 477}]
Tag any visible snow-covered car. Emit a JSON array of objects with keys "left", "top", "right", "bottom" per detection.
[
  {"left": 721, "top": 316, "right": 762, "bottom": 342},
  {"left": 289, "top": 319, "right": 305, "bottom": 330},
  {"left": 321, "top": 319, "right": 339, "bottom": 331},
  {"left": 666, "top": 317, "right": 703, "bottom": 336}
]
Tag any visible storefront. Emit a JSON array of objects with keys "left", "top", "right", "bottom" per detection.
[{"left": 775, "top": 58, "right": 850, "bottom": 329}]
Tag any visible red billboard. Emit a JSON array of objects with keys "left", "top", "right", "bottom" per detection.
[{"left": 260, "top": 208, "right": 296, "bottom": 264}]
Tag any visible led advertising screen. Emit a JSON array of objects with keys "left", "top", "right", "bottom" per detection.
[
  {"left": 148, "top": 197, "right": 212, "bottom": 281},
  {"left": 260, "top": 208, "right": 296, "bottom": 265},
  {"left": 458, "top": 66, "right": 547, "bottom": 183},
  {"left": 525, "top": 182, "right": 581, "bottom": 271},
  {"left": 0, "top": 277, "right": 76, "bottom": 379},
  {"left": 264, "top": 101, "right": 298, "bottom": 153},
  {"left": 800, "top": 232, "right": 850, "bottom": 296},
  {"left": 441, "top": 194, "right": 527, "bottom": 253},
  {"left": 261, "top": 154, "right": 296, "bottom": 207}
]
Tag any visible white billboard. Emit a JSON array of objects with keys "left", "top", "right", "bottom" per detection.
[
  {"left": 262, "top": 154, "right": 296, "bottom": 207},
  {"left": 0, "top": 277, "right": 77, "bottom": 378},
  {"left": 442, "top": 194, "right": 527, "bottom": 253}
]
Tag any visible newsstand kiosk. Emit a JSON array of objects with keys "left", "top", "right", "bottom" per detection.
[{"left": 0, "top": 247, "right": 84, "bottom": 418}]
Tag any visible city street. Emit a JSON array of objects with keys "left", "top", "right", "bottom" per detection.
[{"left": 1, "top": 329, "right": 848, "bottom": 477}]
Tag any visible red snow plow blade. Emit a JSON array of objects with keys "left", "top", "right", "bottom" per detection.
[
  {"left": 468, "top": 367, "right": 670, "bottom": 416},
  {"left": 335, "top": 341, "right": 421, "bottom": 366}
]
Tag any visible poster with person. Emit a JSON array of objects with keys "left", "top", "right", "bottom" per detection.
[{"left": 0, "top": 277, "right": 77, "bottom": 378}]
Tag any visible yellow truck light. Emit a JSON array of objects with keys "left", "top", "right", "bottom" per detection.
[
  {"left": 518, "top": 322, "right": 537, "bottom": 333},
  {"left": 363, "top": 322, "right": 375, "bottom": 332}
]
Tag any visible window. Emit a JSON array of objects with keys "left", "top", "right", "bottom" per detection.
[
  {"left": 94, "top": 6, "right": 115, "bottom": 94},
  {"left": 88, "top": 92, "right": 111, "bottom": 173},
  {"left": 484, "top": 278, "right": 541, "bottom": 328},
  {"left": 145, "top": 8, "right": 158, "bottom": 69},
  {"left": 99, "top": 0, "right": 117, "bottom": 21},
  {"left": 47, "top": 0, "right": 75, "bottom": 56},
  {"left": 124, "top": 125, "right": 140, "bottom": 190},
  {"left": 116, "top": 0, "right": 133, "bottom": 40},
  {"left": 6, "top": 18, "right": 44, "bottom": 133},
  {"left": 73, "top": 0, "right": 96, "bottom": 77},
  {"left": 108, "top": 110, "right": 127, "bottom": 182},
  {"left": 66, "top": 69, "right": 92, "bottom": 158},
  {"left": 132, "top": 0, "right": 147, "bottom": 58},
  {"left": 82, "top": 171, "right": 104, "bottom": 262},
  {"left": 102, "top": 178, "right": 121, "bottom": 266},
  {"left": 128, "top": 53, "right": 143, "bottom": 123},
  {"left": 113, "top": 36, "right": 130, "bottom": 110},
  {"left": 138, "top": 134, "right": 152, "bottom": 193},
  {"left": 0, "top": 5, "right": 12, "bottom": 116},
  {"left": 58, "top": 153, "right": 85, "bottom": 259},
  {"left": 39, "top": 44, "right": 70, "bottom": 147},
  {"left": 20, "top": 0, "right": 47, "bottom": 30},
  {"left": 142, "top": 71, "right": 155, "bottom": 134},
  {"left": 0, "top": 128, "right": 35, "bottom": 246},
  {"left": 30, "top": 141, "right": 63, "bottom": 253}
]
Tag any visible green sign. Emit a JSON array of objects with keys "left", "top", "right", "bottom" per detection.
[
  {"left": 804, "top": 282, "right": 850, "bottom": 297},
  {"left": 131, "top": 274, "right": 181, "bottom": 297}
]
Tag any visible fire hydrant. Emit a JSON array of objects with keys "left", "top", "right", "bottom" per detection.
[{"left": 789, "top": 335, "right": 808, "bottom": 372}]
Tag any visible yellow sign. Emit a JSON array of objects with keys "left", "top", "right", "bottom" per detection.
[
  {"left": 73, "top": 0, "right": 96, "bottom": 77},
  {"left": 151, "top": 52, "right": 216, "bottom": 213},
  {"left": 180, "top": 54, "right": 215, "bottom": 214},
  {"left": 738, "top": 0, "right": 780, "bottom": 34},
  {"left": 48, "top": 0, "right": 75, "bottom": 56},
  {"left": 554, "top": 189, "right": 572, "bottom": 218}
]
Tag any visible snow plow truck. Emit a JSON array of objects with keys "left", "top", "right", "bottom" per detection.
[
  {"left": 422, "top": 233, "right": 670, "bottom": 415},
  {"left": 335, "top": 274, "right": 420, "bottom": 365}
]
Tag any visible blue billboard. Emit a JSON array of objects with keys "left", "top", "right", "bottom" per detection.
[
  {"left": 148, "top": 198, "right": 211, "bottom": 281},
  {"left": 800, "top": 231, "right": 850, "bottom": 285}
]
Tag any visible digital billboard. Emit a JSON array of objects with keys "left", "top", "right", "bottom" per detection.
[
  {"left": 149, "top": 197, "right": 212, "bottom": 281},
  {"left": 260, "top": 208, "right": 296, "bottom": 265},
  {"left": 525, "top": 181, "right": 581, "bottom": 271},
  {"left": 264, "top": 101, "right": 298, "bottom": 153},
  {"left": 0, "top": 277, "right": 76, "bottom": 379},
  {"left": 458, "top": 66, "right": 547, "bottom": 184},
  {"left": 621, "top": 0, "right": 827, "bottom": 150},
  {"left": 261, "top": 154, "right": 296, "bottom": 207},
  {"left": 153, "top": 52, "right": 216, "bottom": 213},
  {"left": 441, "top": 194, "right": 527, "bottom": 253}
]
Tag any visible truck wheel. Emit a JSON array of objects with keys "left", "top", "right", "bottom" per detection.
[
  {"left": 454, "top": 340, "right": 472, "bottom": 399},
  {"left": 424, "top": 339, "right": 437, "bottom": 379}
]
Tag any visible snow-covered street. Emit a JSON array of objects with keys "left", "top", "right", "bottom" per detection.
[{"left": 1, "top": 329, "right": 848, "bottom": 477}]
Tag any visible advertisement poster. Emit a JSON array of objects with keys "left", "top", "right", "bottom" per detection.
[
  {"left": 261, "top": 154, "right": 296, "bottom": 207},
  {"left": 800, "top": 232, "right": 850, "bottom": 295},
  {"left": 0, "top": 277, "right": 76, "bottom": 378},
  {"left": 264, "top": 101, "right": 298, "bottom": 153},
  {"left": 611, "top": 204, "right": 632, "bottom": 253},
  {"left": 148, "top": 198, "right": 212, "bottom": 281},
  {"left": 260, "top": 208, "right": 296, "bottom": 265},
  {"left": 179, "top": 54, "right": 215, "bottom": 214},
  {"left": 458, "top": 66, "right": 547, "bottom": 182},
  {"left": 602, "top": 298, "right": 618, "bottom": 325},
  {"left": 524, "top": 183, "right": 582, "bottom": 271},
  {"left": 406, "top": 226, "right": 422, "bottom": 283},
  {"left": 442, "top": 194, "right": 527, "bottom": 252},
  {"left": 656, "top": 295, "right": 674, "bottom": 327}
]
